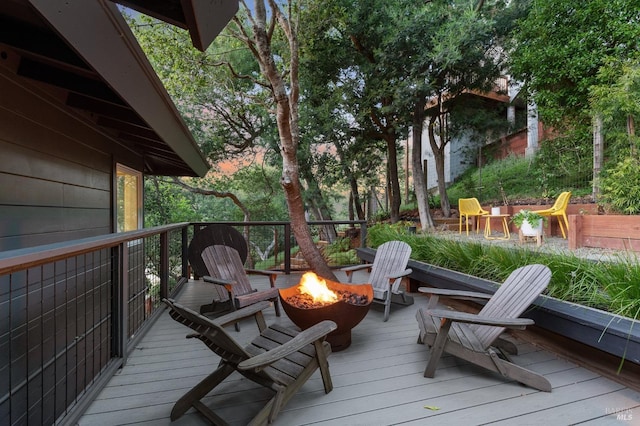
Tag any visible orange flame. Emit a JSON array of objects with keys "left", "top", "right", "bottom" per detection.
[{"left": 298, "top": 272, "right": 338, "bottom": 303}]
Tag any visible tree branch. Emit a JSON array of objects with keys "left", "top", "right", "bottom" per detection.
[{"left": 169, "top": 177, "right": 251, "bottom": 221}]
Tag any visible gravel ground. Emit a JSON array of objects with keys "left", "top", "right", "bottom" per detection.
[{"left": 430, "top": 229, "right": 637, "bottom": 263}]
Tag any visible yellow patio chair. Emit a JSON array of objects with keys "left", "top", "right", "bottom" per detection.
[
  {"left": 536, "top": 191, "right": 572, "bottom": 239},
  {"left": 458, "top": 198, "right": 489, "bottom": 235}
]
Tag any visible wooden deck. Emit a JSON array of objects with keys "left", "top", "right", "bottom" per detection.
[{"left": 79, "top": 271, "right": 640, "bottom": 425}]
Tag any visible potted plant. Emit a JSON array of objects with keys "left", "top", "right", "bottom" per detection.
[{"left": 511, "top": 209, "right": 546, "bottom": 237}]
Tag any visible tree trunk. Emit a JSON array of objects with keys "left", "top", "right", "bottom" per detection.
[
  {"left": 334, "top": 141, "right": 365, "bottom": 220},
  {"left": 303, "top": 173, "right": 337, "bottom": 243},
  {"left": 412, "top": 100, "right": 434, "bottom": 230},
  {"left": 250, "top": 1, "right": 335, "bottom": 280},
  {"left": 384, "top": 133, "right": 402, "bottom": 223},
  {"left": 429, "top": 113, "right": 451, "bottom": 217}
]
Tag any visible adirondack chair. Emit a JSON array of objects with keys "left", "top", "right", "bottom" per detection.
[
  {"left": 415, "top": 264, "right": 553, "bottom": 392},
  {"left": 163, "top": 299, "right": 336, "bottom": 425},
  {"left": 188, "top": 224, "right": 249, "bottom": 278},
  {"left": 341, "top": 240, "right": 413, "bottom": 321},
  {"left": 536, "top": 191, "right": 572, "bottom": 239},
  {"left": 201, "top": 244, "right": 282, "bottom": 329}
]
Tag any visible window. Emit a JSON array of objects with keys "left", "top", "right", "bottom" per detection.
[{"left": 116, "top": 164, "right": 142, "bottom": 232}]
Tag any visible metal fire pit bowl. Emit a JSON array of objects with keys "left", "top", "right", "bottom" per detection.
[{"left": 279, "top": 279, "right": 373, "bottom": 351}]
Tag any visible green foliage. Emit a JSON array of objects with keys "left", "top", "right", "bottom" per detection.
[
  {"left": 599, "top": 158, "right": 640, "bottom": 214},
  {"left": 448, "top": 155, "right": 540, "bottom": 204},
  {"left": 510, "top": 210, "right": 546, "bottom": 228},
  {"left": 368, "top": 224, "right": 639, "bottom": 319},
  {"left": 144, "top": 178, "right": 199, "bottom": 226},
  {"left": 447, "top": 148, "right": 594, "bottom": 206},
  {"left": 509, "top": 0, "right": 640, "bottom": 130},
  {"left": 531, "top": 130, "right": 593, "bottom": 197}
]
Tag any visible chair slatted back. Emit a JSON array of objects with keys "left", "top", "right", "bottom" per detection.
[
  {"left": 189, "top": 224, "right": 248, "bottom": 277},
  {"left": 471, "top": 264, "right": 551, "bottom": 348},
  {"left": 369, "top": 241, "right": 412, "bottom": 295},
  {"left": 202, "top": 245, "right": 254, "bottom": 297}
]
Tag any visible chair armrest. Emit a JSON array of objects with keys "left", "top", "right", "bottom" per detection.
[
  {"left": 340, "top": 264, "right": 371, "bottom": 273},
  {"left": 386, "top": 268, "right": 412, "bottom": 281},
  {"left": 238, "top": 320, "right": 338, "bottom": 371},
  {"left": 340, "top": 263, "right": 372, "bottom": 283},
  {"left": 246, "top": 269, "right": 284, "bottom": 276},
  {"left": 245, "top": 269, "right": 283, "bottom": 287},
  {"left": 426, "top": 308, "right": 534, "bottom": 329},
  {"left": 418, "top": 287, "right": 493, "bottom": 301},
  {"left": 203, "top": 275, "right": 236, "bottom": 287},
  {"left": 213, "top": 301, "right": 272, "bottom": 327}
]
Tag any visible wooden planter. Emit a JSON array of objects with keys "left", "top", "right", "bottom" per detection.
[
  {"left": 569, "top": 214, "right": 640, "bottom": 251},
  {"left": 357, "top": 248, "right": 640, "bottom": 366}
]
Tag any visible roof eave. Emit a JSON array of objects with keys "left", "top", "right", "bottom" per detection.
[{"left": 29, "top": 0, "right": 210, "bottom": 177}]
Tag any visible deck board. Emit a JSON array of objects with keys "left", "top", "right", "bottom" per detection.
[{"left": 79, "top": 271, "right": 640, "bottom": 425}]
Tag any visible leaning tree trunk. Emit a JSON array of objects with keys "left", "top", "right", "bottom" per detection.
[{"left": 250, "top": 1, "right": 335, "bottom": 280}]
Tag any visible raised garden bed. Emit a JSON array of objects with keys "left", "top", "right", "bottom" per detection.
[{"left": 357, "top": 247, "right": 640, "bottom": 366}]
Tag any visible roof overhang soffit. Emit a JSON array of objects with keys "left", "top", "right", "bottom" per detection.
[
  {"left": 25, "top": 0, "right": 211, "bottom": 177},
  {"left": 110, "top": 0, "right": 239, "bottom": 52}
]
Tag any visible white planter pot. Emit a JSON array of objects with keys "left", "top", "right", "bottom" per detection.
[
  {"left": 491, "top": 207, "right": 501, "bottom": 216},
  {"left": 520, "top": 218, "right": 543, "bottom": 236}
]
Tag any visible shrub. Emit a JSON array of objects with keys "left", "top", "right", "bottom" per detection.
[
  {"left": 599, "top": 157, "right": 640, "bottom": 214},
  {"left": 367, "top": 224, "right": 639, "bottom": 319}
]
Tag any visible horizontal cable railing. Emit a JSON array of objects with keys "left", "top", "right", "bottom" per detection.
[
  {"left": 0, "top": 220, "right": 366, "bottom": 425},
  {"left": 0, "top": 224, "right": 190, "bottom": 426},
  {"left": 191, "top": 220, "right": 367, "bottom": 272}
]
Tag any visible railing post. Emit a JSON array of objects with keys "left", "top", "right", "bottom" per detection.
[
  {"left": 112, "top": 242, "right": 128, "bottom": 361},
  {"left": 160, "top": 231, "right": 169, "bottom": 299},
  {"left": 181, "top": 226, "right": 189, "bottom": 279},
  {"left": 284, "top": 223, "right": 291, "bottom": 273}
]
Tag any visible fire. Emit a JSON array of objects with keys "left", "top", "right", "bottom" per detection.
[{"left": 298, "top": 272, "right": 338, "bottom": 304}]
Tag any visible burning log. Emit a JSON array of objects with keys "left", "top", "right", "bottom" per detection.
[{"left": 285, "top": 290, "right": 370, "bottom": 309}]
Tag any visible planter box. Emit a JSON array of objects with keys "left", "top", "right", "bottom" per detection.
[
  {"left": 357, "top": 248, "right": 640, "bottom": 366},
  {"left": 569, "top": 214, "right": 640, "bottom": 251}
]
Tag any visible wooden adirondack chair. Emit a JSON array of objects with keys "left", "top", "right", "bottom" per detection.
[
  {"left": 341, "top": 240, "right": 413, "bottom": 321},
  {"left": 201, "top": 244, "right": 282, "bottom": 329},
  {"left": 163, "top": 299, "right": 336, "bottom": 425},
  {"left": 415, "top": 264, "right": 553, "bottom": 392},
  {"left": 188, "top": 224, "right": 249, "bottom": 279}
]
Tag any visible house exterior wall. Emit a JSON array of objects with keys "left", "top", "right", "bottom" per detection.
[
  {"left": 418, "top": 128, "right": 472, "bottom": 191},
  {"left": 0, "top": 72, "right": 143, "bottom": 251}
]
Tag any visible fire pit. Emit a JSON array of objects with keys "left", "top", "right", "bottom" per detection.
[{"left": 279, "top": 272, "right": 373, "bottom": 351}]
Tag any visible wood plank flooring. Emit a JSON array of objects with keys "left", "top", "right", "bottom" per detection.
[{"left": 79, "top": 271, "right": 640, "bottom": 425}]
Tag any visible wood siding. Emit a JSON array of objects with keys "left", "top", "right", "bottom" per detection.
[{"left": 0, "top": 70, "right": 144, "bottom": 251}]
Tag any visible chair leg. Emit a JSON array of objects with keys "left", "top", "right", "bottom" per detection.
[
  {"left": 171, "top": 363, "right": 235, "bottom": 421},
  {"left": 273, "top": 297, "right": 281, "bottom": 317},
  {"left": 383, "top": 293, "right": 392, "bottom": 322},
  {"left": 559, "top": 214, "right": 569, "bottom": 239},
  {"left": 424, "top": 318, "right": 452, "bottom": 377}
]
